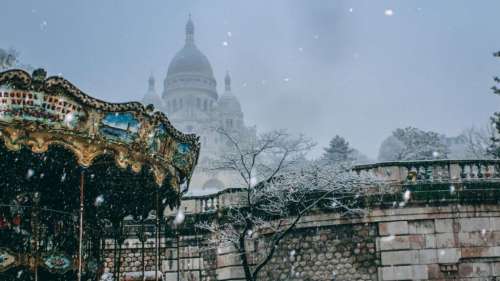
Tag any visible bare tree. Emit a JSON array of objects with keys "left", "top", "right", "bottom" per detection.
[
  {"left": 197, "top": 129, "right": 378, "bottom": 281},
  {"left": 461, "top": 125, "right": 495, "bottom": 159},
  {"left": 378, "top": 127, "right": 449, "bottom": 161}
]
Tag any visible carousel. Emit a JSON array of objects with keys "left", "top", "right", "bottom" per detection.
[{"left": 0, "top": 69, "right": 200, "bottom": 281}]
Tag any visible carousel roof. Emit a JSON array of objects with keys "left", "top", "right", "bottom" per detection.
[{"left": 0, "top": 68, "right": 200, "bottom": 191}]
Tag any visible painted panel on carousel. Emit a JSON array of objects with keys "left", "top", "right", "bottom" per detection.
[
  {"left": 148, "top": 123, "right": 168, "bottom": 155},
  {"left": 0, "top": 248, "right": 16, "bottom": 272},
  {"left": 43, "top": 254, "right": 72, "bottom": 274},
  {"left": 0, "top": 86, "right": 86, "bottom": 129},
  {"left": 173, "top": 143, "right": 191, "bottom": 168},
  {"left": 99, "top": 112, "right": 140, "bottom": 144}
]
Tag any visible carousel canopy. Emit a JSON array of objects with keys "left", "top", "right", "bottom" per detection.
[{"left": 0, "top": 68, "right": 200, "bottom": 190}]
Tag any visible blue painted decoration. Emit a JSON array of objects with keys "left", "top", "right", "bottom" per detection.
[{"left": 99, "top": 112, "right": 140, "bottom": 144}]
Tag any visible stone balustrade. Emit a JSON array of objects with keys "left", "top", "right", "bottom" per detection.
[
  {"left": 354, "top": 159, "right": 500, "bottom": 183},
  {"left": 171, "top": 160, "right": 500, "bottom": 217}
]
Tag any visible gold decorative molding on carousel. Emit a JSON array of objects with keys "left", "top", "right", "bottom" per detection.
[{"left": 0, "top": 68, "right": 200, "bottom": 191}]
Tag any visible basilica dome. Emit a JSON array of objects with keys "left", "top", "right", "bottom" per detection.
[
  {"left": 167, "top": 45, "right": 214, "bottom": 78},
  {"left": 163, "top": 16, "right": 217, "bottom": 99}
]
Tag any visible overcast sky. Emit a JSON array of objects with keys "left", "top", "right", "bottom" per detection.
[{"left": 1, "top": 0, "right": 499, "bottom": 159}]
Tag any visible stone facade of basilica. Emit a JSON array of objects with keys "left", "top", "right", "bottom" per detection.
[{"left": 142, "top": 17, "right": 256, "bottom": 195}]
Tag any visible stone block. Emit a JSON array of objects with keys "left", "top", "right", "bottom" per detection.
[
  {"left": 435, "top": 219, "right": 453, "bottom": 233},
  {"left": 437, "top": 248, "right": 461, "bottom": 263},
  {"left": 436, "top": 233, "right": 457, "bottom": 248},
  {"left": 216, "top": 266, "right": 245, "bottom": 280},
  {"left": 490, "top": 217, "right": 500, "bottom": 231},
  {"left": 459, "top": 217, "right": 490, "bottom": 232},
  {"left": 377, "top": 235, "right": 410, "bottom": 251},
  {"left": 458, "top": 231, "right": 490, "bottom": 247},
  {"left": 381, "top": 250, "right": 418, "bottom": 265},
  {"left": 409, "top": 234, "right": 425, "bottom": 249},
  {"left": 379, "top": 265, "right": 412, "bottom": 280},
  {"left": 409, "top": 220, "right": 435, "bottom": 234},
  {"left": 379, "top": 265, "right": 428, "bottom": 281},
  {"left": 459, "top": 262, "right": 491, "bottom": 278},
  {"left": 379, "top": 221, "right": 409, "bottom": 236},
  {"left": 418, "top": 249, "right": 437, "bottom": 264},
  {"left": 461, "top": 246, "right": 500, "bottom": 258},
  {"left": 425, "top": 234, "right": 436, "bottom": 248},
  {"left": 412, "top": 265, "right": 429, "bottom": 280}
]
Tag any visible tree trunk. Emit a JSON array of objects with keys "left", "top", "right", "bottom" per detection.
[{"left": 239, "top": 234, "right": 253, "bottom": 281}]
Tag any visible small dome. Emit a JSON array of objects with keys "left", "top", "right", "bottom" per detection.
[
  {"left": 218, "top": 92, "right": 242, "bottom": 114},
  {"left": 218, "top": 72, "right": 242, "bottom": 114},
  {"left": 202, "top": 178, "right": 225, "bottom": 190},
  {"left": 142, "top": 75, "right": 163, "bottom": 109}
]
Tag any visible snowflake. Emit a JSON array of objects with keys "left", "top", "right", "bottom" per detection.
[
  {"left": 222, "top": 41, "right": 229, "bottom": 47},
  {"left": 384, "top": 9, "right": 394, "bottom": 16},
  {"left": 26, "top": 169, "right": 35, "bottom": 179},
  {"left": 95, "top": 195, "right": 105, "bottom": 207},
  {"left": 40, "top": 20, "right": 48, "bottom": 31},
  {"left": 403, "top": 190, "right": 411, "bottom": 202},
  {"left": 174, "top": 209, "right": 185, "bottom": 225}
]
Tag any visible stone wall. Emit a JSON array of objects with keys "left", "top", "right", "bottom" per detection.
[
  {"left": 103, "top": 204, "right": 500, "bottom": 281},
  {"left": 257, "top": 224, "right": 378, "bottom": 281},
  {"left": 377, "top": 212, "right": 500, "bottom": 280}
]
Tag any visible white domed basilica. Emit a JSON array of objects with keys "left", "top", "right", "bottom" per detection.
[{"left": 142, "top": 16, "right": 256, "bottom": 195}]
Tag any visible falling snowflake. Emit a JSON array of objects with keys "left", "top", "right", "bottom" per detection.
[
  {"left": 384, "top": 9, "right": 394, "bottom": 16},
  {"left": 64, "top": 112, "right": 75, "bottom": 126},
  {"left": 289, "top": 250, "right": 296, "bottom": 256},
  {"left": 174, "top": 209, "right": 185, "bottom": 225},
  {"left": 432, "top": 151, "right": 440, "bottom": 158},
  {"left": 349, "top": 8, "right": 354, "bottom": 13},
  {"left": 313, "top": 34, "right": 320, "bottom": 40},
  {"left": 222, "top": 41, "right": 229, "bottom": 47},
  {"left": 449, "top": 185, "right": 456, "bottom": 194},
  {"left": 403, "top": 189, "right": 411, "bottom": 202},
  {"left": 40, "top": 20, "right": 48, "bottom": 31},
  {"left": 298, "top": 47, "right": 303, "bottom": 52},
  {"left": 242, "top": 82, "right": 247, "bottom": 87},
  {"left": 283, "top": 77, "right": 290, "bottom": 82},
  {"left": 61, "top": 173, "right": 67, "bottom": 182},
  {"left": 227, "top": 31, "right": 232, "bottom": 37},
  {"left": 95, "top": 195, "right": 105, "bottom": 207},
  {"left": 26, "top": 169, "right": 35, "bottom": 179}
]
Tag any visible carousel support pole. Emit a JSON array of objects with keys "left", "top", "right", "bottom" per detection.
[
  {"left": 155, "top": 188, "right": 160, "bottom": 281},
  {"left": 176, "top": 229, "right": 180, "bottom": 281},
  {"left": 78, "top": 169, "right": 85, "bottom": 281}
]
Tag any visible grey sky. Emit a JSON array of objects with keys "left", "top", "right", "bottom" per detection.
[{"left": 1, "top": 0, "right": 499, "bottom": 159}]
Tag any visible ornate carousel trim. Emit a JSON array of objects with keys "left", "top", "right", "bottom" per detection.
[{"left": 0, "top": 68, "right": 200, "bottom": 189}]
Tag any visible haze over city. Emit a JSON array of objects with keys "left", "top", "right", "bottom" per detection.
[{"left": 1, "top": 0, "right": 499, "bottom": 158}]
